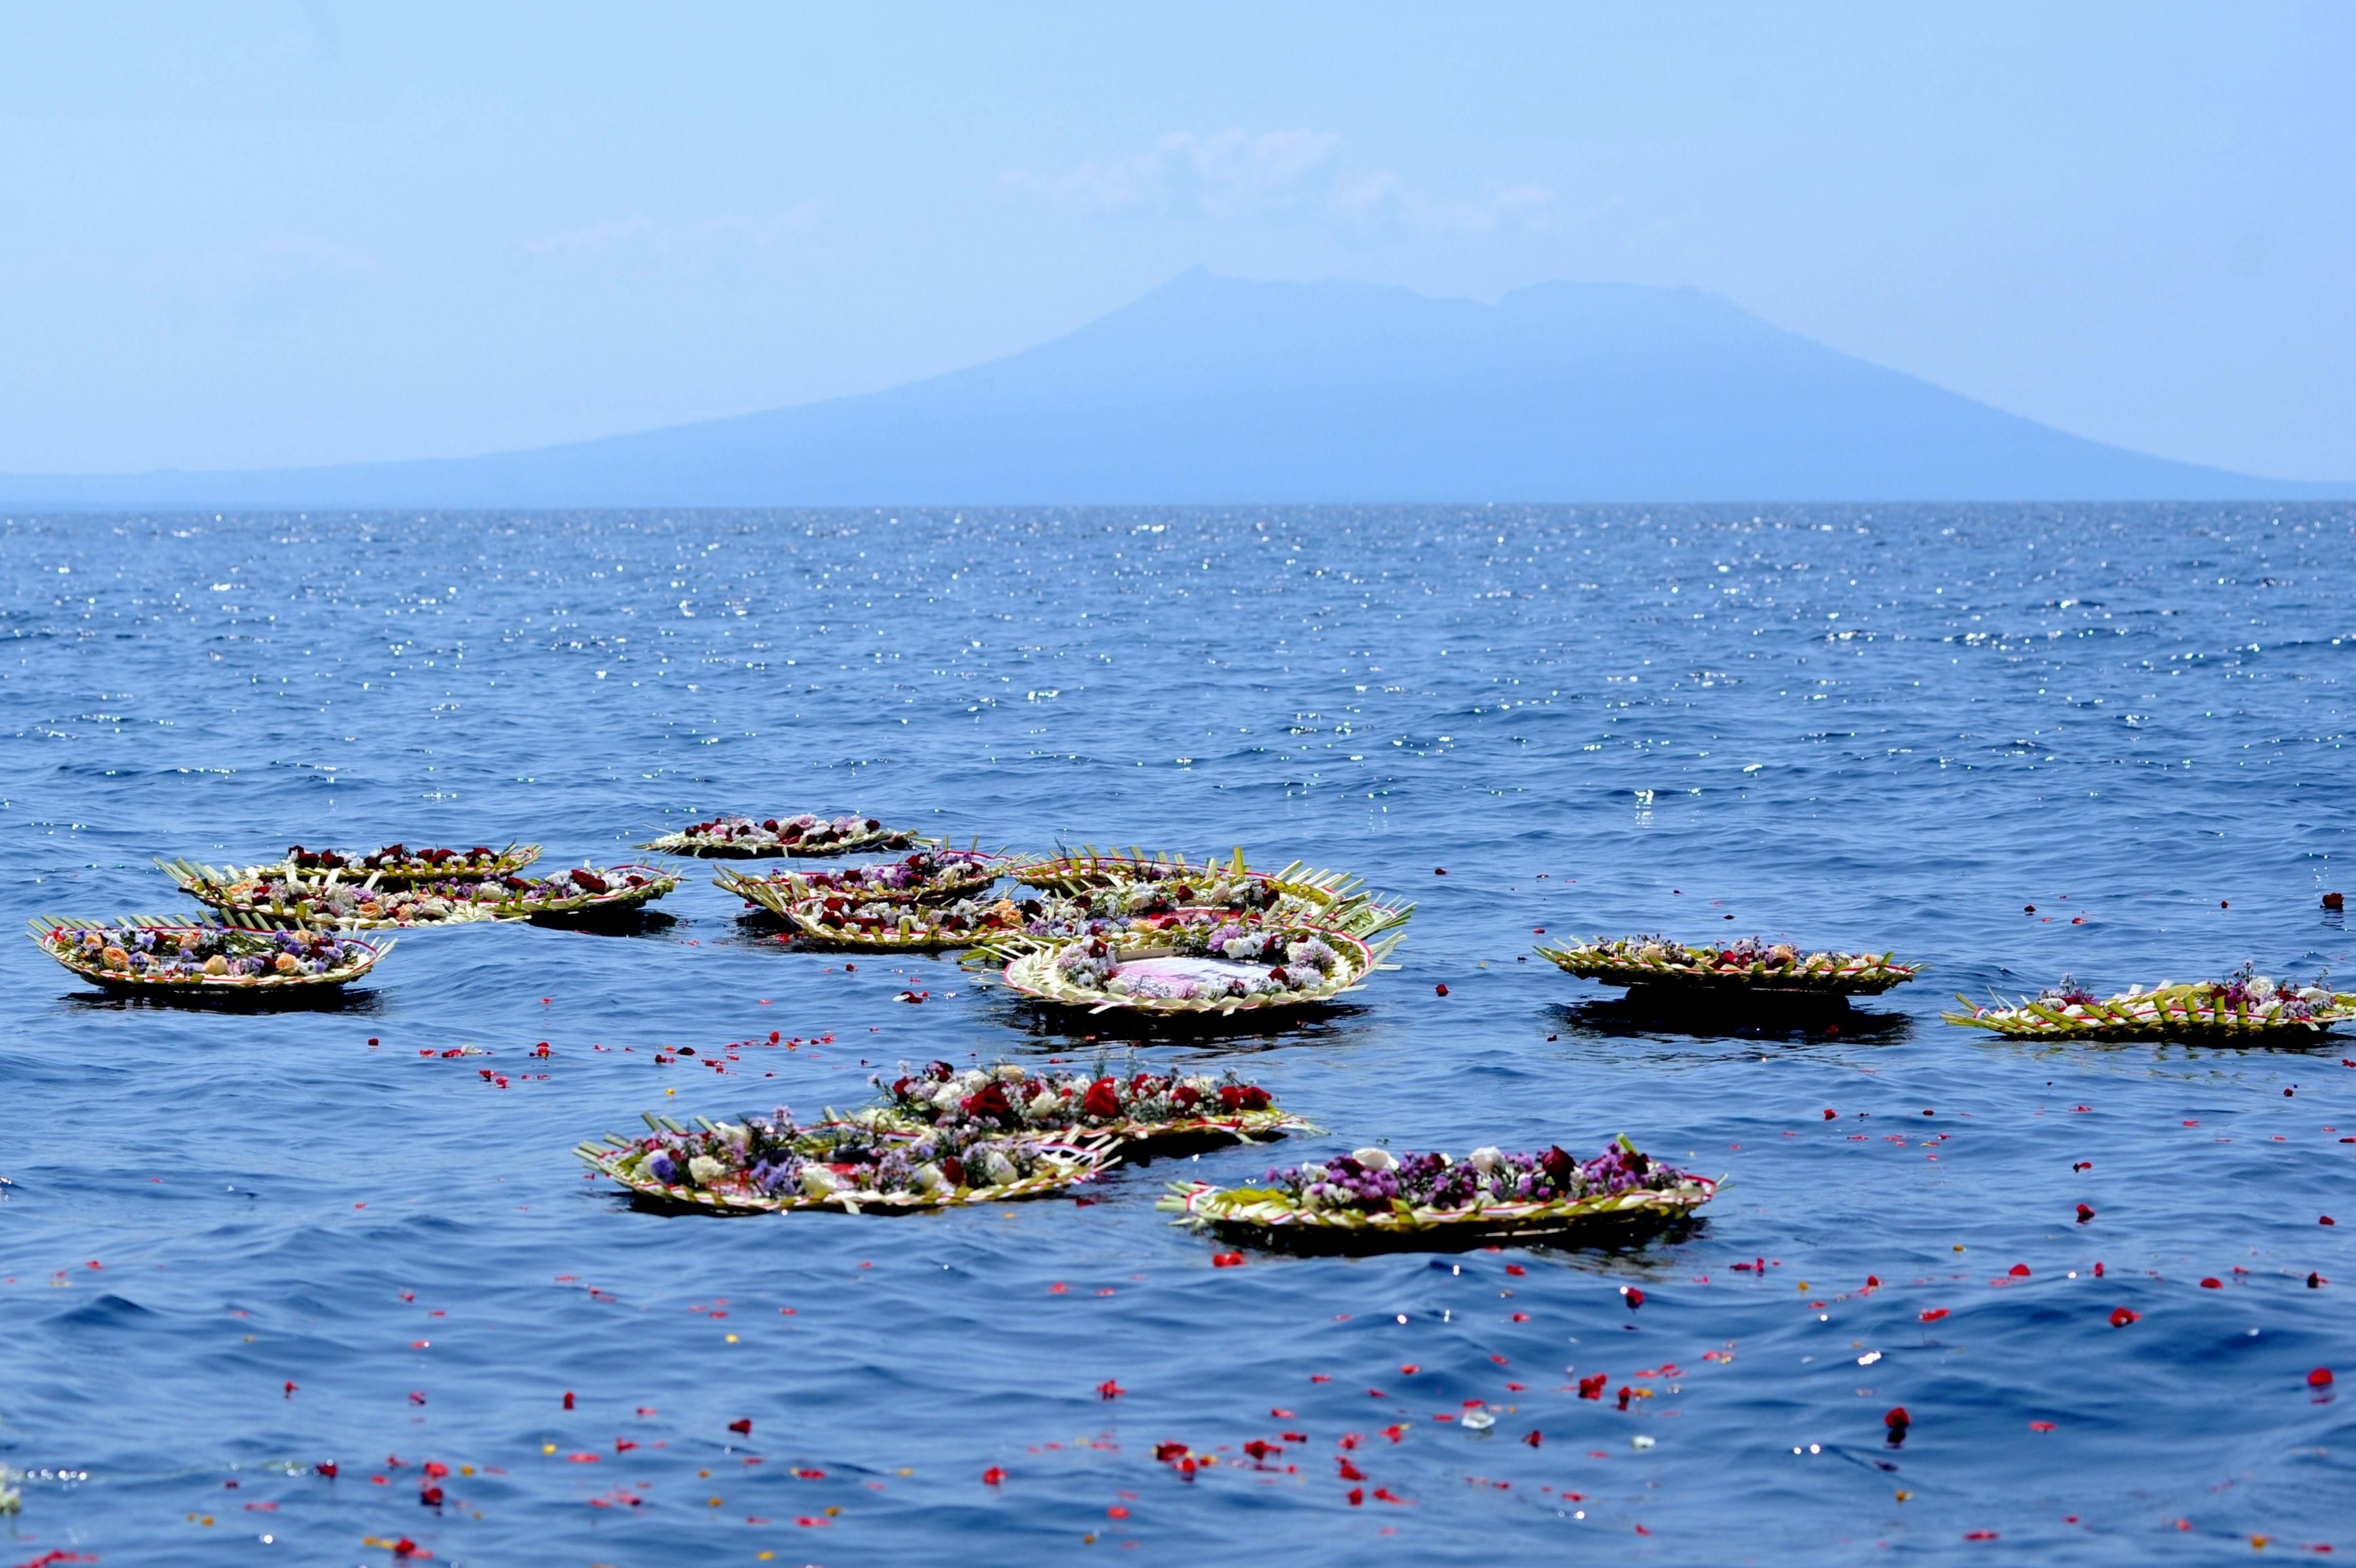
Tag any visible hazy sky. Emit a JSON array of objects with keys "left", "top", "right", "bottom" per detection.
[{"left": 4, "top": 3, "right": 2349, "bottom": 478}]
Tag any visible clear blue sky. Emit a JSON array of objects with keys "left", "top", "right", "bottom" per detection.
[{"left": 3, "top": 2, "right": 2349, "bottom": 480}]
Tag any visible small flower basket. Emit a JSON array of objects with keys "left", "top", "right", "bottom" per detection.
[
  {"left": 1944, "top": 968, "right": 2356, "bottom": 1041},
  {"left": 1537, "top": 935, "right": 1920, "bottom": 998},
  {"left": 717, "top": 848, "right": 1003, "bottom": 916},
  {"left": 637, "top": 814, "right": 917, "bottom": 859},
  {"left": 1158, "top": 1138, "right": 1715, "bottom": 1251},
  {"left": 274, "top": 842, "right": 541, "bottom": 888},
  {"left": 28, "top": 916, "right": 391, "bottom": 994},
  {"left": 1004, "top": 845, "right": 1412, "bottom": 938},
  {"left": 576, "top": 1111, "right": 1107, "bottom": 1214},
  {"left": 845, "top": 1061, "right": 1313, "bottom": 1159},
  {"left": 995, "top": 920, "right": 1399, "bottom": 1016}
]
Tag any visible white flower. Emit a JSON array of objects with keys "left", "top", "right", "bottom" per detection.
[
  {"left": 1351, "top": 1147, "right": 1396, "bottom": 1171},
  {"left": 911, "top": 1163, "right": 949, "bottom": 1193},
  {"left": 2248, "top": 976, "right": 2278, "bottom": 1002},
  {"left": 798, "top": 1166, "right": 842, "bottom": 1195},
  {"left": 1468, "top": 1146, "right": 1503, "bottom": 1174},
  {"left": 687, "top": 1155, "right": 727, "bottom": 1186},
  {"left": 994, "top": 1063, "right": 1026, "bottom": 1081},
  {"left": 979, "top": 1149, "right": 1018, "bottom": 1185},
  {"left": 1025, "top": 1089, "right": 1061, "bottom": 1119}
]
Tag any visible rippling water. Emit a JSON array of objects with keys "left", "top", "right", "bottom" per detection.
[{"left": 3, "top": 504, "right": 2353, "bottom": 1565}]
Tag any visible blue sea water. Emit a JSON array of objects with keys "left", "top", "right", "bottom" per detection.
[{"left": 1, "top": 503, "right": 2352, "bottom": 1566}]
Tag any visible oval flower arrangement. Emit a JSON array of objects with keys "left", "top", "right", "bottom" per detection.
[
  {"left": 575, "top": 1111, "right": 1106, "bottom": 1214},
  {"left": 1008, "top": 845, "right": 1413, "bottom": 938},
  {"left": 1537, "top": 934, "right": 1921, "bottom": 997},
  {"left": 846, "top": 1061, "right": 1312, "bottom": 1158},
  {"left": 1944, "top": 968, "right": 2356, "bottom": 1041},
  {"left": 1158, "top": 1138, "right": 1714, "bottom": 1250},
  {"left": 277, "top": 842, "right": 540, "bottom": 886},
  {"left": 29, "top": 916, "right": 390, "bottom": 993},
  {"left": 717, "top": 847, "right": 1002, "bottom": 917},
  {"left": 158, "top": 859, "right": 506, "bottom": 928},
  {"left": 780, "top": 894, "right": 1031, "bottom": 952},
  {"left": 1000, "top": 919, "right": 1397, "bottom": 1016},
  {"left": 495, "top": 865, "right": 680, "bottom": 922},
  {"left": 158, "top": 859, "right": 676, "bottom": 928},
  {"left": 638, "top": 814, "right": 917, "bottom": 859}
]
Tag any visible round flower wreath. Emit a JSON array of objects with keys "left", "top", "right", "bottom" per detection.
[
  {"left": 638, "top": 814, "right": 917, "bottom": 859},
  {"left": 1006, "top": 846, "right": 1412, "bottom": 938},
  {"left": 720, "top": 848, "right": 1003, "bottom": 917},
  {"left": 957, "top": 894, "right": 1286, "bottom": 974},
  {"left": 159, "top": 857, "right": 676, "bottom": 928},
  {"left": 1945, "top": 965, "right": 2356, "bottom": 1040},
  {"left": 847, "top": 1061, "right": 1312, "bottom": 1155},
  {"left": 1000, "top": 918, "right": 1395, "bottom": 1015},
  {"left": 1537, "top": 934, "right": 1920, "bottom": 996},
  {"left": 30, "top": 918, "right": 389, "bottom": 991},
  {"left": 278, "top": 842, "right": 540, "bottom": 886},
  {"left": 494, "top": 865, "right": 680, "bottom": 921},
  {"left": 1159, "top": 1137, "right": 1714, "bottom": 1247},
  {"left": 780, "top": 894, "right": 1031, "bottom": 951},
  {"left": 577, "top": 1110, "right": 1106, "bottom": 1214}
]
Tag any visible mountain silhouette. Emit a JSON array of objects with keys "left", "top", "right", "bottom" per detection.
[{"left": 7, "top": 270, "right": 2341, "bottom": 506}]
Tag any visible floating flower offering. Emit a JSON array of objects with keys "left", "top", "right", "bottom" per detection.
[
  {"left": 575, "top": 1111, "right": 1105, "bottom": 1214},
  {"left": 1000, "top": 919, "right": 1397, "bottom": 1015},
  {"left": 1537, "top": 934, "right": 1920, "bottom": 996},
  {"left": 850, "top": 1061, "right": 1311, "bottom": 1155},
  {"left": 1007, "top": 846, "right": 1412, "bottom": 938},
  {"left": 280, "top": 842, "right": 539, "bottom": 886},
  {"left": 718, "top": 847, "right": 1002, "bottom": 917},
  {"left": 157, "top": 858, "right": 675, "bottom": 927},
  {"left": 159, "top": 859, "right": 505, "bottom": 928},
  {"left": 28, "top": 917, "right": 389, "bottom": 993},
  {"left": 1158, "top": 1137, "right": 1713, "bottom": 1248},
  {"left": 637, "top": 814, "right": 916, "bottom": 858},
  {"left": 495, "top": 864, "right": 680, "bottom": 922},
  {"left": 958, "top": 894, "right": 1281, "bottom": 972},
  {"left": 1944, "top": 967, "right": 2356, "bottom": 1041},
  {"left": 781, "top": 894, "right": 1031, "bottom": 951}
]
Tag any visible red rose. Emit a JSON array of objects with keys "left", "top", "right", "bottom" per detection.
[
  {"left": 940, "top": 1156, "right": 965, "bottom": 1187},
  {"left": 1172, "top": 1084, "right": 1201, "bottom": 1109},
  {"left": 961, "top": 1081, "right": 1012, "bottom": 1120},
  {"left": 1083, "top": 1078, "right": 1123, "bottom": 1119},
  {"left": 1235, "top": 1086, "right": 1271, "bottom": 1110}
]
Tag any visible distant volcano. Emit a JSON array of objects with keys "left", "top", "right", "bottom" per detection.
[{"left": 6, "top": 270, "right": 2341, "bottom": 506}]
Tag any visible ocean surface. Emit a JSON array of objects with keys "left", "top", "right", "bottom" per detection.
[{"left": 1, "top": 503, "right": 2351, "bottom": 1567}]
